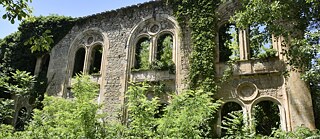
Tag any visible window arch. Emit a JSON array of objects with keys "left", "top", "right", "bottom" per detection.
[
  {"left": 156, "top": 33, "right": 174, "bottom": 69},
  {"left": 134, "top": 37, "right": 150, "bottom": 70},
  {"left": 253, "top": 100, "right": 280, "bottom": 135},
  {"left": 220, "top": 101, "right": 243, "bottom": 137},
  {"left": 89, "top": 45, "right": 103, "bottom": 74},
  {"left": 218, "top": 24, "right": 239, "bottom": 62},
  {"left": 72, "top": 47, "right": 86, "bottom": 76}
]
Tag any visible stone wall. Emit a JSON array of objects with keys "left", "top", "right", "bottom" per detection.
[
  {"left": 46, "top": 0, "right": 315, "bottom": 134},
  {"left": 47, "top": 1, "right": 190, "bottom": 120}
]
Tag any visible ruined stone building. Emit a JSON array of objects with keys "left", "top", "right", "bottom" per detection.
[{"left": 24, "top": 0, "right": 316, "bottom": 136}]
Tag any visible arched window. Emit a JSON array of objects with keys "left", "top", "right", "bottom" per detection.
[
  {"left": 219, "top": 24, "right": 239, "bottom": 62},
  {"left": 15, "top": 107, "right": 28, "bottom": 131},
  {"left": 73, "top": 47, "right": 85, "bottom": 76},
  {"left": 221, "top": 102, "right": 243, "bottom": 137},
  {"left": 253, "top": 100, "right": 280, "bottom": 135},
  {"left": 134, "top": 38, "right": 150, "bottom": 70},
  {"left": 249, "top": 24, "right": 274, "bottom": 59},
  {"left": 155, "top": 34, "right": 174, "bottom": 70},
  {"left": 89, "top": 45, "right": 103, "bottom": 74}
]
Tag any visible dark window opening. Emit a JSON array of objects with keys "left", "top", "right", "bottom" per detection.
[
  {"left": 154, "top": 103, "right": 167, "bottom": 118},
  {"left": 29, "top": 54, "right": 50, "bottom": 108},
  {"left": 15, "top": 107, "right": 28, "bottom": 131},
  {"left": 72, "top": 48, "right": 85, "bottom": 76},
  {"left": 134, "top": 38, "right": 150, "bottom": 70},
  {"left": 89, "top": 45, "right": 103, "bottom": 74},
  {"left": 254, "top": 101, "right": 280, "bottom": 136},
  {"left": 221, "top": 102, "right": 243, "bottom": 137},
  {"left": 219, "top": 24, "right": 239, "bottom": 62},
  {"left": 249, "top": 24, "right": 274, "bottom": 59},
  {"left": 40, "top": 54, "right": 50, "bottom": 74}
]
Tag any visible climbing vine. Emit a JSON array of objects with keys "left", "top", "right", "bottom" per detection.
[
  {"left": 167, "top": 0, "right": 220, "bottom": 93},
  {"left": 0, "top": 15, "right": 76, "bottom": 109}
]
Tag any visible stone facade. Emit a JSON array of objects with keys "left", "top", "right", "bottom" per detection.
[{"left": 43, "top": 0, "right": 315, "bottom": 135}]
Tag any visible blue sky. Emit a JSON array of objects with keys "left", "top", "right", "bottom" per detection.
[{"left": 0, "top": 0, "right": 150, "bottom": 39}]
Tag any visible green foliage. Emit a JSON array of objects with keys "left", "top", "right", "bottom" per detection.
[
  {"left": 134, "top": 36, "right": 175, "bottom": 72},
  {"left": 271, "top": 127, "right": 320, "bottom": 139},
  {"left": 0, "top": 99, "right": 14, "bottom": 124},
  {"left": 167, "top": 0, "right": 219, "bottom": 93},
  {"left": 249, "top": 24, "right": 275, "bottom": 59},
  {"left": 135, "top": 39, "right": 150, "bottom": 70},
  {"left": 1, "top": 0, "right": 32, "bottom": 24},
  {"left": 124, "top": 82, "right": 222, "bottom": 138},
  {"left": 126, "top": 82, "right": 159, "bottom": 138},
  {"left": 5, "top": 70, "right": 35, "bottom": 96},
  {"left": 253, "top": 102, "right": 280, "bottom": 136},
  {"left": 13, "top": 74, "right": 103, "bottom": 139},
  {"left": 0, "top": 15, "right": 75, "bottom": 72},
  {"left": 223, "top": 25, "right": 239, "bottom": 61},
  {"left": 229, "top": 0, "right": 320, "bottom": 130},
  {"left": 19, "top": 15, "right": 76, "bottom": 54},
  {"left": 221, "top": 110, "right": 254, "bottom": 139},
  {"left": 24, "top": 30, "right": 54, "bottom": 53},
  {"left": 151, "top": 35, "right": 175, "bottom": 72},
  {"left": 156, "top": 90, "right": 222, "bottom": 138},
  {"left": 0, "top": 124, "right": 14, "bottom": 138}
]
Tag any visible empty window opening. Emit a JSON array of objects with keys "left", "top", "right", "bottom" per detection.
[
  {"left": 89, "top": 45, "right": 103, "bottom": 74},
  {"left": 219, "top": 24, "right": 239, "bottom": 62},
  {"left": 221, "top": 102, "right": 243, "bottom": 137},
  {"left": 254, "top": 100, "right": 280, "bottom": 136},
  {"left": 156, "top": 34, "right": 173, "bottom": 68},
  {"left": 73, "top": 48, "right": 85, "bottom": 76},
  {"left": 15, "top": 107, "right": 28, "bottom": 131},
  {"left": 134, "top": 38, "right": 150, "bottom": 70},
  {"left": 249, "top": 24, "right": 275, "bottom": 59}
]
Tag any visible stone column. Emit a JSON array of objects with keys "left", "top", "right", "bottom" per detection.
[{"left": 239, "top": 29, "right": 250, "bottom": 60}]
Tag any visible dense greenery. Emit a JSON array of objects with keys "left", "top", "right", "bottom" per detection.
[
  {"left": 0, "top": 76, "right": 222, "bottom": 138},
  {"left": 167, "top": 0, "right": 219, "bottom": 93}
]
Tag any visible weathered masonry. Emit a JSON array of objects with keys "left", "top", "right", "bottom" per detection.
[{"left": 41, "top": 0, "right": 315, "bottom": 136}]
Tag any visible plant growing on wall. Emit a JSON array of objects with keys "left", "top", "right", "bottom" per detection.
[{"left": 167, "top": 0, "right": 220, "bottom": 93}]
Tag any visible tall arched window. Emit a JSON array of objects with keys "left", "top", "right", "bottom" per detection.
[
  {"left": 73, "top": 47, "right": 85, "bottom": 76},
  {"left": 134, "top": 38, "right": 150, "bottom": 70},
  {"left": 253, "top": 100, "right": 280, "bottom": 135},
  {"left": 219, "top": 24, "right": 239, "bottom": 62},
  {"left": 156, "top": 34, "right": 174, "bottom": 69},
  {"left": 89, "top": 45, "right": 103, "bottom": 74}
]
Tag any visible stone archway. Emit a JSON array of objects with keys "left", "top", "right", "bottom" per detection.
[{"left": 251, "top": 97, "right": 287, "bottom": 134}]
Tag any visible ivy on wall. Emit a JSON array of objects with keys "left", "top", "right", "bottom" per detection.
[{"left": 167, "top": 0, "right": 220, "bottom": 93}]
